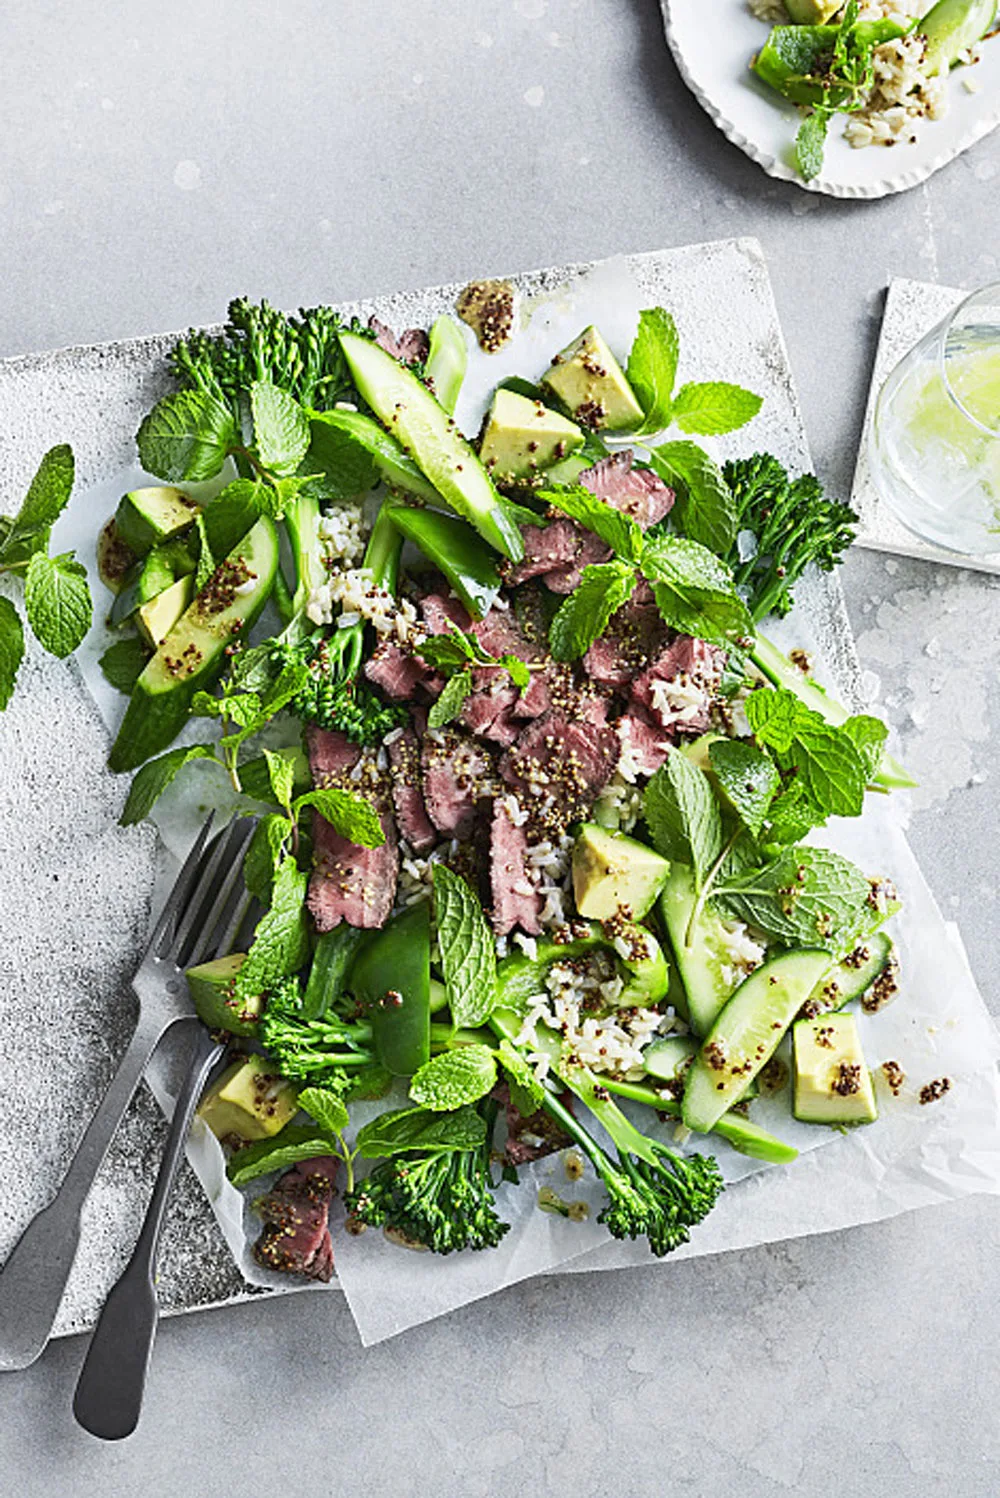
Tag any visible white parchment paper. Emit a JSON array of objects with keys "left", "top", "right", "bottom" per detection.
[{"left": 65, "top": 245, "right": 1000, "bottom": 1344}]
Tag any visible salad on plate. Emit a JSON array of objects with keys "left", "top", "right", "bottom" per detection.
[{"left": 0, "top": 289, "right": 927, "bottom": 1281}]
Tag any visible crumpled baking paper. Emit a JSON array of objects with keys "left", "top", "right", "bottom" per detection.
[{"left": 74, "top": 245, "right": 1000, "bottom": 1345}]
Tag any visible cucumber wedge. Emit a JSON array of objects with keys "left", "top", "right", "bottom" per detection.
[
  {"left": 659, "top": 864, "right": 750, "bottom": 1037},
  {"left": 425, "top": 314, "right": 468, "bottom": 414},
  {"left": 682, "top": 948, "right": 831, "bottom": 1135},
  {"left": 339, "top": 330, "right": 524, "bottom": 562},
  {"left": 920, "top": 0, "right": 997, "bottom": 75},
  {"left": 108, "top": 516, "right": 279, "bottom": 772},
  {"left": 804, "top": 931, "right": 895, "bottom": 1015}
]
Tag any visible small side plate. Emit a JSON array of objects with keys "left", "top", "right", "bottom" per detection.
[{"left": 662, "top": 1, "right": 1000, "bottom": 199}]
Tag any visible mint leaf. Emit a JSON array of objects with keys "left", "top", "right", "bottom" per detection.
[
  {"left": 747, "top": 688, "right": 867, "bottom": 819},
  {"left": 640, "top": 534, "right": 751, "bottom": 645},
  {"left": 670, "top": 382, "right": 762, "bottom": 437},
  {"left": 0, "top": 597, "right": 25, "bottom": 710},
  {"left": 0, "top": 445, "right": 75, "bottom": 565},
  {"left": 841, "top": 714, "right": 888, "bottom": 780},
  {"left": 297, "top": 1084, "right": 349, "bottom": 1136},
  {"left": 201, "top": 479, "right": 263, "bottom": 557},
  {"left": 263, "top": 747, "right": 296, "bottom": 810},
  {"left": 427, "top": 667, "right": 474, "bottom": 730},
  {"left": 136, "top": 390, "right": 237, "bottom": 482},
  {"left": 548, "top": 560, "right": 637, "bottom": 662},
  {"left": 766, "top": 781, "right": 823, "bottom": 845},
  {"left": 294, "top": 787, "right": 385, "bottom": 848},
  {"left": 99, "top": 636, "right": 151, "bottom": 694},
  {"left": 23, "top": 552, "right": 92, "bottom": 658},
  {"left": 235, "top": 854, "right": 310, "bottom": 1000},
  {"left": 627, "top": 307, "right": 680, "bottom": 436},
  {"left": 796, "top": 110, "right": 829, "bottom": 182},
  {"left": 643, "top": 749, "right": 723, "bottom": 885},
  {"left": 305, "top": 412, "right": 380, "bottom": 503},
  {"left": 497, "top": 1038, "right": 545, "bottom": 1119},
  {"left": 744, "top": 687, "right": 803, "bottom": 754},
  {"left": 409, "top": 1045, "right": 498, "bottom": 1111},
  {"left": 645, "top": 442, "right": 737, "bottom": 557},
  {"left": 250, "top": 381, "right": 311, "bottom": 477},
  {"left": 244, "top": 813, "right": 290, "bottom": 903},
  {"left": 433, "top": 864, "right": 498, "bottom": 1027},
  {"left": 261, "top": 473, "right": 320, "bottom": 520},
  {"left": 708, "top": 739, "right": 780, "bottom": 837},
  {"left": 536, "top": 484, "right": 643, "bottom": 562},
  {"left": 119, "top": 743, "right": 218, "bottom": 825},
  {"left": 715, "top": 845, "right": 873, "bottom": 950},
  {"left": 227, "top": 1126, "right": 339, "bottom": 1187},
  {"left": 355, "top": 1103, "right": 487, "bottom": 1160},
  {"left": 502, "top": 654, "right": 531, "bottom": 690}
]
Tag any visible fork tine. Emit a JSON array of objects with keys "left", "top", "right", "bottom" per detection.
[
  {"left": 207, "top": 889, "right": 255, "bottom": 965},
  {"left": 166, "top": 817, "right": 250, "bottom": 965},
  {"left": 147, "top": 814, "right": 215, "bottom": 960},
  {"left": 184, "top": 821, "right": 258, "bottom": 969}
]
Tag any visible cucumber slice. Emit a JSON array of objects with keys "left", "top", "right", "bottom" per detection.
[
  {"left": 920, "top": 0, "right": 997, "bottom": 74},
  {"left": 425, "top": 315, "right": 468, "bottom": 415},
  {"left": 642, "top": 1034, "right": 697, "bottom": 1082},
  {"left": 109, "top": 548, "right": 177, "bottom": 627},
  {"left": 107, "top": 516, "right": 279, "bottom": 772},
  {"left": 682, "top": 948, "right": 831, "bottom": 1135},
  {"left": 659, "top": 864, "right": 752, "bottom": 1037},
  {"left": 137, "top": 575, "right": 194, "bottom": 647},
  {"left": 804, "top": 932, "right": 896, "bottom": 1015},
  {"left": 339, "top": 331, "right": 523, "bottom": 562}
]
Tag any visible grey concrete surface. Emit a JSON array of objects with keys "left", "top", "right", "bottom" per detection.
[{"left": 1, "top": 1, "right": 998, "bottom": 1493}]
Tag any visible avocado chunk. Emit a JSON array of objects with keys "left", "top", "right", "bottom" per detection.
[
  {"left": 137, "top": 574, "right": 195, "bottom": 647},
  {"left": 793, "top": 1012, "right": 878, "bottom": 1125},
  {"left": 97, "top": 519, "right": 139, "bottom": 596},
  {"left": 784, "top": 0, "right": 840, "bottom": 20},
  {"left": 197, "top": 1054, "right": 299, "bottom": 1143},
  {"left": 541, "top": 325, "right": 644, "bottom": 433},
  {"left": 115, "top": 486, "right": 200, "bottom": 557},
  {"left": 109, "top": 539, "right": 197, "bottom": 627},
  {"left": 920, "top": 0, "right": 997, "bottom": 75},
  {"left": 479, "top": 388, "right": 584, "bottom": 486},
  {"left": 185, "top": 953, "right": 262, "bottom": 1036},
  {"left": 572, "top": 823, "right": 670, "bottom": 921},
  {"left": 682, "top": 948, "right": 831, "bottom": 1134}
]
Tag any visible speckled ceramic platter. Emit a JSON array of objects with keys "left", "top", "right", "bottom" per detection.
[
  {"left": 662, "top": 2, "right": 1000, "bottom": 199},
  {"left": 0, "top": 240, "right": 872, "bottom": 1340}
]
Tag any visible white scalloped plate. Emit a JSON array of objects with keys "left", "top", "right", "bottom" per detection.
[{"left": 662, "top": 2, "right": 1000, "bottom": 198}]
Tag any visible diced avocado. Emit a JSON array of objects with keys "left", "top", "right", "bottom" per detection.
[
  {"left": 682, "top": 948, "right": 831, "bottom": 1134},
  {"left": 97, "top": 519, "right": 138, "bottom": 595},
  {"left": 197, "top": 1054, "right": 299, "bottom": 1143},
  {"left": 920, "top": 0, "right": 997, "bottom": 75},
  {"left": 608, "top": 919, "right": 670, "bottom": 1006},
  {"left": 541, "top": 325, "right": 644, "bottom": 433},
  {"left": 572, "top": 823, "right": 670, "bottom": 921},
  {"left": 185, "top": 953, "right": 261, "bottom": 1036},
  {"left": 784, "top": 0, "right": 840, "bottom": 21},
  {"left": 339, "top": 331, "right": 523, "bottom": 562},
  {"left": 108, "top": 515, "right": 279, "bottom": 772},
  {"left": 478, "top": 389, "right": 584, "bottom": 486},
  {"left": 115, "top": 486, "right": 200, "bottom": 557},
  {"left": 136, "top": 575, "right": 195, "bottom": 647},
  {"left": 659, "top": 864, "right": 757, "bottom": 1037},
  {"left": 793, "top": 1012, "right": 878, "bottom": 1125}
]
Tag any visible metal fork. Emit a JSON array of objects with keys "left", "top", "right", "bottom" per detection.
[
  {"left": 0, "top": 813, "right": 255, "bottom": 1373},
  {"left": 73, "top": 820, "right": 257, "bottom": 1439}
]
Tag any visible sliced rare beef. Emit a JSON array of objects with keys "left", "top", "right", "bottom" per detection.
[
  {"left": 387, "top": 726, "right": 437, "bottom": 852},
  {"left": 584, "top": 598, "right": 667, "bottom": 690},
  {"left": 252, "top": 1156, "right": 339, "bottom": 1282},
  {"left": 499, "top": 711, "right": 619, "bottom": 831},
  {"left": 308, "top": 806, "right": 398, "bottom": 930},
  {"left": 369, "top": 316, "right": 430, "bottom": 367},
  {"left": 504, "top": 519, "right": 581, "bottom": 586},
  {"left": 629, "top": 635, "right": 723, "bottom": 736},
  {"left": 489, "top": 800, "right": 542, "bottom": 936},
  {"left": 541, "top": 527, "right": 613, "bottom": 595},
  {"left": 579, "top": 450, "right": 674, "bottom": 529},
  {"left": 421, "top": 730, "right": 493, "bottom": 840},
  {"left": 616, "top": 712, "right": 672, "bottom": 778},
  {"left": 364, "top": 640, "right": 430, "bottom": 701},
  {"left": 420, "top": 592, "right": 472, "bottom": 635},
  {"left": 306, "top": 725, "right": 361, "bottom": 785},
  {"left": 460, "top": 669, "right": 522, "bottom": 746}
]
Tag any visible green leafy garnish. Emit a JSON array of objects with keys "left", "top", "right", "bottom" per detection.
[
  {"left": 548, "top": 560, "right": 637, "bottom": 662},
  {"left": 118, "top": 743, "right": 219, "bottom": 826},
  {"left": 669, "top": 382, "right": 763, "bottom": 437},
  {"left": 640, "top": 535, "right": 753, "bottom": 646},
  {"left": 293, "top": 787, "right": 385, "bottom": 849},
  {"left": 707, "top": 739, "right": 780, "bottom": 837},
  {"left": 354, "top": 1104, "right": 487, "bottom": 1160},
  {"left": 0, "top": 444, "right": 75, "bottom": 564},
  {"left": 22, "top": 552, "right": 91, "bottom": 658},
  {"left": 746, "top": 687, "right": 868, "bottom": 822},
  {"left": 234, "top": 854, "right": 310, "bottom": 1001},
  {"left": 643, "top": 749, "right": 723, "bottom": 886},
  {"left": 226, "top": 1126, "right": 339, "bottom": 1188},
  {"left": 626, "top": 307, "right": 680, "bottom": 437},
  {"left": 497, "top": 1038, "right": 546, "bottom": 1119},
  {"left": 645, "top": 442, "right": 737, "bottom": 557},
  {"left": 250, "top": 381, "right": 311, "bottom": 477},
  {"left": 243, "top": 813, "right": 291, "bottom": 904},
  {"left": 537, "top": 483, "right": 644, "bottom": 561},
  {"left": 715, "top": 844, "right": 875, "bottom": 951},
  {"left": 410, "top": 1046, "right": 499, "bottom": 1111},
  {"left": 427, "top": 668, "right": 475, "bottom": 730},
  {"left": 136, "top": 389, "right": 238, "bottom": 483},
  {"left": 433, "top": 864, "right": 498, "bottom": 1027},
  {"left": 0, "top": 598, "right": 25, "bottom": 711}
]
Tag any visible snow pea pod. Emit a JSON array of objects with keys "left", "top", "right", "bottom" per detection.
[
  {"left": 302, "top": 925, "right": 366, "bottom": 1021},
  {"left": 386, "top": 503, "right": 501, "bottom": 620},
  {"left": 347, "top": 901, "right": 431, "bottom": 1076}
]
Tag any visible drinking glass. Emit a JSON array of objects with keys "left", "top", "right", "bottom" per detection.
[{"left": 868, "top": 282, "right": 1000, "bottom": 556}]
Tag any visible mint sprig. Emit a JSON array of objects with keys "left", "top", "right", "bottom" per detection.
[
  {"left": 354, "top": 1104, "right": 487, "bottom": 1160},
  {"left": 645, "top": 442, "right": 737, "bottom": 557},
  {"left": 136, "top": 389, "right": 237, "bottom": 483},
  {"left": 409, "top": 1045, "right": 498, "bottom": 1111},
  {"left": 0, "top": 599, "right": 25, "bottom": 711},
  {"left": 627, "top": 308, "right": 680, "bottom": 437},
  {"left": 715, "top": 845, "right": 875, "bottom": 951},
  {"left": 548, "top": 559, "right": 637, "bottom": 662},
  {"left": 643, "top": 750, "right": 723, "bottom": 887},
  {"left": 433, "top": 864, "right": 498, "bottom": 1027}
]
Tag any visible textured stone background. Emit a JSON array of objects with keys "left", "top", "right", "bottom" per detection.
[{"left": 1, "top": 1, "right": 999, "bottom": 1493}]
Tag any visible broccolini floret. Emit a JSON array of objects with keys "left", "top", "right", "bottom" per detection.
[
  {"left": 346, "top": 1100, "right": 510, "bottom": 1254},
  {"left": 723, "top": 452, "right": 857, "bottom": 624}
]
